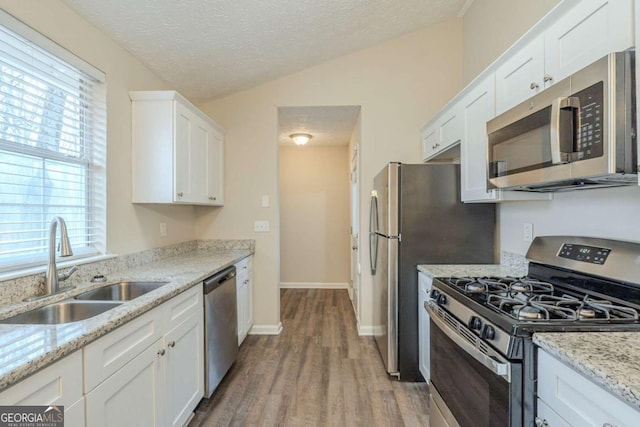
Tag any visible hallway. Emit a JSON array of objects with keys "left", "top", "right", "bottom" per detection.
[{"left": 189, "top": 289, "right": 430, "bottom": 426}]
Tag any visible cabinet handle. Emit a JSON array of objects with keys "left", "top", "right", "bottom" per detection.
[
  {"left": 534, "top": 417, "right": 548, "bottom": 427},
  {"left": 243, "top": 280, "right": 249, "bottom": 285},
  {"left": 167, "top": 341, "right": 176, "bottom": 348},
  {"left": 208, "top": 196, "right": 216, "bottom": 201},
  {"left": 530, "top": 82, "right": 540, "bottom": 90},
  {"left": 543, "top": 74, "right": 553, "bottom": 83},
  {"left": 431, "top": 144, "right": 436, "bottom": 149},
  {"left": 603, "top": 424, "right": 618, "bottom": 427},
  {"left": 157, "top": 349, "right": 166, "bottom": 356},
  {"left": 177, "top": 192, "right": 183, "bottom": 198}
]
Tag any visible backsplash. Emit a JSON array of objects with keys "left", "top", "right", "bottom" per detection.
[
  {"left": 0, "top": 240, "right": 255, "bottom": 304},
  {"left": 500, "top": 251, "right": 528, "bottom": 272}
]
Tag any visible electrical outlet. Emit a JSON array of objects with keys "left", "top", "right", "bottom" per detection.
[
  {"left": 254, "top": 220, "right": 270, "bottom": 232},
  {"left": 159, "top": 222, "right": 167, "bottom": 237},
  {"left": 523, "top": 223, "right": 533, "bottom": 242}
]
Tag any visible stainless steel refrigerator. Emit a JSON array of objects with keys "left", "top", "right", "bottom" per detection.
[{"left": 369, "top": 163, "right": 495, "bottom": 381}]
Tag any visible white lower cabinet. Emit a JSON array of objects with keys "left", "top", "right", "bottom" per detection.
[
  {"left": 0, "top": 350, "right": 84, "bottom": 426},
  {"left": 418, "top": 271, "right": 431, "bottom": 382},
  {"left": 536, "top": 348, "right": 640, "bottom": 426},
  {"left": 236, "top": 256, "right": 253, "bottom": 345},
  {"left": 164, "top": 311, "right": 204, "bottom": 427},
  {"left": 85, "top": 340, "right": 164, "bottom": 427},
  {"left": 85, "top": 284, "right": 204, "bottom": 427}
]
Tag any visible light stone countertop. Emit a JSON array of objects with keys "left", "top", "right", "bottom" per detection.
[
  {"left": 0, "top": 248, "right": 252, "bottom": 392},
  {"left": 534, "top": 332, "right": 640, "bottom": 411},
  {"left": 417, "top": 264, "right": 528, "bottom": 278}
]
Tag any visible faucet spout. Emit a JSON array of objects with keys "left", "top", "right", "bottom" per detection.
[{"left": 44, "top": 217, "right": 74, "bottom": 295}]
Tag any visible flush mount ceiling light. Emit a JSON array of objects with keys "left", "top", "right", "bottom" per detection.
[{"left": 290, "top": 133, "right": 312, "bottom": 146}]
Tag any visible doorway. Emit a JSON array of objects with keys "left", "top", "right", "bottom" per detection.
[{"left": 277, "top": 106, "right": 361, "bottom": 320}]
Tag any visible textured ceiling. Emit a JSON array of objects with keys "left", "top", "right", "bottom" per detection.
[
  {"left": 278, "top": 106, "right": 360, "bottom": 147},
  {"left": 62, "top": 0, "right": 473, "bottom": 102}
]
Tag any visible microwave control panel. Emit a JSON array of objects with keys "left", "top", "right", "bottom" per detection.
[
  {"left": 558, "top": 243, "right": 611, "bottom": 265},
  {"left": 574, "top": 81, "right": 604, "bottom": 159}
]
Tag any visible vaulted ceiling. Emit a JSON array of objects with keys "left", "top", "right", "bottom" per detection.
[{"left": 63, "top": 0, "right": 473, "bottom": 102}]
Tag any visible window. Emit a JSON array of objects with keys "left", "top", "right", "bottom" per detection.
[{"left": 0, "top": 11, "right": 106, "bottom": 274}]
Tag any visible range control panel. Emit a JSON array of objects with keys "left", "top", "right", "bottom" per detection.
[{"left": 558, "top": 243, "right": 611, "bottom": 265}]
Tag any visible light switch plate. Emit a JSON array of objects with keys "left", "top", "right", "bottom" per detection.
[
  {"left": 261, "top": 195, "right": 270, "bottom": 208},
  {"left": 254, "top": 220, "right": 270, "bottom": 232},
  {"left": 159, "top": 222, "right": 167, "bottom": 237}
]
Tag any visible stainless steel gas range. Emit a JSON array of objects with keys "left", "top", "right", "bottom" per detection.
[{"left": 425, "top": 236, "right": 640, "bottom": 427}]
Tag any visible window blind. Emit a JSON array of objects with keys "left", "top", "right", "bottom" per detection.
[{"left": 0, "top": 12, "right": 106, "bottom": 273}]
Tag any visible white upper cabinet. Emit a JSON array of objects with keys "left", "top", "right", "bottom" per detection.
[
  {"left": 495, "top": 36, "right": 545, "bottom": 116},
  {"left": 422, "top": 104, "right": 462, "bottom": 162},
  {"left": 495, "top": 0, "right": 633, "bottom": 115},
  {"left": 545, "top": 0, "right": 634, "bottom": 85},
  {"left": 422, "top": 0, "right": 636, "bottom": 200},
  {"left": 131, "top": 91, "right": 224, "bottom": 206}
]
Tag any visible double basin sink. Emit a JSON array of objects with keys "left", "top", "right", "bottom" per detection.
[{"left": 0, "top": 281, "right": 169, "bottom": 325}]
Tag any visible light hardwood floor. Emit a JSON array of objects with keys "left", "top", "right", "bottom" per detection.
[{"left": 189, "top": 289, "right": 430, "bottom": 427}]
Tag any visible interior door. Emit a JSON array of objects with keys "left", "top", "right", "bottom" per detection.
[{"left": 350, "top": 146, "right": 360, "bottom": 318}]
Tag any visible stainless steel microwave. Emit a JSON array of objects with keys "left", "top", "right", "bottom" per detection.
[{"left": 487, "top": 51, "right": 636, "bottom": 192}]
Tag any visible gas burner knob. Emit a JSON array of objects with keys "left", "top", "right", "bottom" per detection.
[
  {"left": 437, "top": 294, "right": 447, "bottom": 305},
  {"left": 481, "top": 325, "right": 496, "bottom": 340},
  {"left": 430, "top": 290, "right": 440, "bottom": 300},
  {"left": 468, "top": 316, "right": 483, "bottom": 331}
]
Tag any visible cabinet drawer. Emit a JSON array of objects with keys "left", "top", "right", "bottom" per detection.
[
  {"left": 84, "top": 306, "right": 163, "bottom": 392},
  {"left": 163, "top": 284, "right": 203, "bottom": 330},
  {"left": 0, "top": 350, "right": 82, "bottom": 406},
  {"left": 537, "top": 349, "right": 640, "bottom": 426}
]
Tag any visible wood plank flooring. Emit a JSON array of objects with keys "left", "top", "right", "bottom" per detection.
[{"left": 189, "top": 289, "right": 430, "bottom": 427}]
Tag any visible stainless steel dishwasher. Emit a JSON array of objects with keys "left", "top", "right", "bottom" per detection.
[{"left": 203, "top": 265, "right": 238, "bottom": 398}]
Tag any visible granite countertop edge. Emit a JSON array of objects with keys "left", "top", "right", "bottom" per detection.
[
  {"left": 533, "top": 332, "right": 640, "bottom": 411},
  {"left": 417, "top": 264, "right": 528, "bottom": 278},
  {"left": 0, "top": 248, "right": 253, "bottom": 392}
]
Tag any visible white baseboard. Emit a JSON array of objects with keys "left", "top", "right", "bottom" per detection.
[
  {"left": 358, "top": 324, "right": 376, "bottom": 336},
  {"left": 248, "top": 322, "right": 283, "bottom": 335},
  {"left": 280, "top": 282, "right": 348, "bottom": 289}
]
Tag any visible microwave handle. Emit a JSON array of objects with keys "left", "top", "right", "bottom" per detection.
[{"left": 550, "top": 96, "right": 581, "bottom": 164}]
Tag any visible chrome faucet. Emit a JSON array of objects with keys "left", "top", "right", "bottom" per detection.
[{"left": 44, "top": 217, "right": 77, "bottom": 295}]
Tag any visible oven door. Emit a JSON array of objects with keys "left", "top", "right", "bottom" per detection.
[{"left": 426, "top": 302, "right": 522, "bottom": 427}]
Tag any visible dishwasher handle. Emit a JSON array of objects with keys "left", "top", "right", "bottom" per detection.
[{"left": 203, "top": 266, "right": 236, "bottom": 294}]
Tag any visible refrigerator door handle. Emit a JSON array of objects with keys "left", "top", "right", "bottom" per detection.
[{"left": 369, "top": 192, "right": 379, "bottom": 275}]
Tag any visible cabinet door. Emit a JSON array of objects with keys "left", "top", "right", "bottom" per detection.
[
  {"left": 174, "top": 101, "right": 195, "bottom": 203},
  {"left": 237, "top": 278, "right": 247, "bottom": 346},
  {"left": 536, "top": 399, "right": 571, "bottom": 427},
  {"left": 537, "top": 349, "right": 640, "bottom": 426},
  {"left": 461, "top": 76, "right": 498, "bottom": 202},
  {"left": 438, "top": 105, "right": 462, "bottom": 152},
  {"left": 164, "top": 312, "right": 204, "bottom": 427},
  {"left": 190, "top": 117, "right": 211, "bottom": 204},
  {"left": 85, "top": 340, "right": 164, "bottom": 427},
  {"left": 65, "top": 398, "right": 86, "bottom": 427},
  {"left": 421, "top": 124, "right": 439, "bottom": 161},
  {"left": 418, "top": 272, "right": 431, "bottom": 381},
  {"left": 495, "top": 36, "right": 544, "bottom": 115},
  {"left": 545, "top": 0, "right": 633, "bottom": 85},
  {"left": 206, "top": 131, "right": 224, "bottom": 206}
]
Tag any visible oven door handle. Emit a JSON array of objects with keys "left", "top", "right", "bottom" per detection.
[{"left": 426, "top": 302, "right": 511, "bottom": 383}]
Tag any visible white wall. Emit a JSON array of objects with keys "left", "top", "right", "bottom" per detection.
[
  {"left": 462, "top": 0, "right": 560, "bottom": 84},
  {"left": 279, "top": 145, "right": 350, "bottom": 285},
  {"left": 0, "top": 0, "right": 199, "bottom": 256},
  {"left": 195, "top": 20, "right": 464, "bottom": 332}
]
